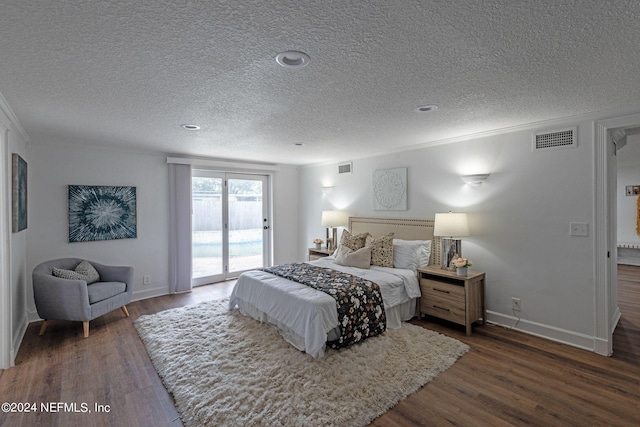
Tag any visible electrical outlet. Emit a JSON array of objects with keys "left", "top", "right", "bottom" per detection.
[
  {"left": 570, "top": 222, "right": 588, "bottom": 236},
  {"left": 511, "top": 297, "right": 521, "bottom": 311},
  {"left": 143, "top": 275, "right": 151, "bottom": 285}
]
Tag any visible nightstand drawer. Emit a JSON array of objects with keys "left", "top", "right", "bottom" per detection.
[
  {"left": 421, "top": 294, "right": 465, "bottom": 325},
  {"left": 420, "top": 279, "right": 464, "bottom": 303},
  {"left": 417, "top": 266, "right": 486, "bottom": 336}
]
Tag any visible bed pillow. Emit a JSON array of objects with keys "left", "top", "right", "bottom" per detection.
[
  {"left": 339, "top": 230, "right": 369, "bottom": 251},
  {"left": 334, "top": 246, "right": 372, "bottom": 269},
  {"left": 393, "top": 239, "right": 432, "bottom": 270},
  {"left": 52, "top": 260, "right": 101, "bottom": 284},
  {"left": 365, "top": 232, "right": 394, "bottom": 267}
]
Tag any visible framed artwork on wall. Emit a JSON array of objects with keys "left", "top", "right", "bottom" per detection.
[
  {"left": 372, "top": 167, "right": 407, "bottom": 211},
  {"left": 12, "top": 153, "right": 28, "bottom": 232},
  {"left": 68, "top": 185, "right": 137, "bottom": 242}
]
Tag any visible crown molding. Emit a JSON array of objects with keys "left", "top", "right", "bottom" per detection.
[{"left": 0, "top": 92, "right": 30, "bottom": 143}]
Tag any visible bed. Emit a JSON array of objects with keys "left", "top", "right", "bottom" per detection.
[{"left": 228, "top": 217, "right": 442, "bottom": 357}]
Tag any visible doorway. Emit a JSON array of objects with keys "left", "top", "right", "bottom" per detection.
[
  {"left": 595, "top": 112, "right": 640, "bottom": 356},
  {"left": 191, "top": 171, "right": 270, "bottom": 286},
  {"left": 613, "top": 127, "right": 640, "bottom": 357}
]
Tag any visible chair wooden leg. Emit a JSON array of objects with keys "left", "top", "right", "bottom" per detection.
[
  {"left": 121, "top": 305, "right": 130, "bottom": 317},
  {"left": 83, "top": 321, "right": 89, "bottom": 338},
  {"left": 39, "top": 320, "right": 48, "bottom": 336}
]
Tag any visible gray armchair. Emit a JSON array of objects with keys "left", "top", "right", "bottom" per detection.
[{"left": 32, "top": 258, "right": 134, "bottom": 338}]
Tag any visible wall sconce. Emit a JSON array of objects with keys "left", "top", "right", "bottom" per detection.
[
  {"left": 433, "top": 212, "right": 470, "bottom": 270},
  {"left": 321, "top": 186, "right": 334, "bottom": 195},
  {"left": 460, "top": 174, "right": 490, "bottom": 186}
]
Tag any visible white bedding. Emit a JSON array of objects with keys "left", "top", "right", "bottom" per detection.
[{"left": 228, "top": 256, "right": 420, "bottom": 357}]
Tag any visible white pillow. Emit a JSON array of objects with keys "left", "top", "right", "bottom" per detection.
[
  {"left": 335, "top": 245, "right": 372, "bottom": 269},
  {"left": 393, "top": 239, "right": 432, "bottom": 270}
]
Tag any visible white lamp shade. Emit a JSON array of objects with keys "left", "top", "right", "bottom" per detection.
[
  {"left": 321, "top": 210, "right": 348, "bottom": 227},
  {"left": 433, "top": 212, "right": 469, "bottom": 237}
]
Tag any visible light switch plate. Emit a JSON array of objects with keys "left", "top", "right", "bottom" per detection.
[{"left": 570, "top": 222, "right": 588, "bottom": 236}]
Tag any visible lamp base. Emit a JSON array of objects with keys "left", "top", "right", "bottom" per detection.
[
  {"left": 441, "top": 238, "right": 462, "bottom": 270},
  {"left": 325, "top": 227, "right": 338, "bottom": 251}
]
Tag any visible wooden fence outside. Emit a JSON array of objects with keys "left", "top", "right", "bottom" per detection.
[{"left": 192, "top": 198, "right": 262, "bottom": 231}]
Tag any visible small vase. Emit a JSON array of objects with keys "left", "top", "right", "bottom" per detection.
[
  {"left": 315, "top": 243, "right": 321, "bottom": 250},
  {"left": 456, "top": 267, "right": 468, "bottom": 277}
]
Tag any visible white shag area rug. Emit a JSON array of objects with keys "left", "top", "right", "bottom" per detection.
[{"left": 134, "top": 298, "right": 469, "bottom": 427}]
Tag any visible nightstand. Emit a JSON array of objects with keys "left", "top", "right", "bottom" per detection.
[
  {"left": 308, "top": 247, "right": 333, "bottom": 261},
  {"left": 417, "top": 265, "right": 486, "bottom": 336}
]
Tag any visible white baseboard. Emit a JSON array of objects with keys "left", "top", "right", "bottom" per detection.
[
  {"left": 611, "top": 306, "right": 622, "bottom": 333},
  {"left": 132, "top": 285, "right": 169, "bottom": 302},
  {"left": 11, "top": 313, "right": 28, "bottom": 367},
  {"left": 487, "top": 310, "right": 598, "bottom": 353},
  {"left": 27, "top": 308, "right": 40, "bottom": 323},
  {"left": 617, "top": 258, "right": 640, "bottom": 266}
]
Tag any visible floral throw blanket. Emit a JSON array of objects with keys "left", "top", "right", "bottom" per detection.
[{"left": 262, "top": 262, "right": 386, "bottom": 350}]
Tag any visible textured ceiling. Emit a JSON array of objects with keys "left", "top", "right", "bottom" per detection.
[{"left": 1, "top": 1, "right": 640, "bottom": 166}]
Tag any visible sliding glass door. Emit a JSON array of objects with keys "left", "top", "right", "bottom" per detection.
[{"left": 191, "top": 171, "right": 269, "bottom": 286}]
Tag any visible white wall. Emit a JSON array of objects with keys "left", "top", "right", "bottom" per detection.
[
  {"left": 26, "top": 140, "right": 300, "bottom": 322},
  {"left": 271, "top": 165, "right": 300, "bottom": 265},
  {"left": 26, "top": 142, "right": 171, "bottom": 320},
  {"left": 300, "top": 118, "right": 598, "bottom": 349}
]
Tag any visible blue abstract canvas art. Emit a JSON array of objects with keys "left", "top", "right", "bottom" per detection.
[
  {"left": 68, "top": 185, "right": 137, "bottom": 242},
  {"left": 12, "top": 153, "right": 27, "bottom": 232}
]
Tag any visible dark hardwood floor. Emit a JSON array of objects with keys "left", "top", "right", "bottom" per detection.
[{"left": 1, "top": 266, "right": 639, "bottom": 427}]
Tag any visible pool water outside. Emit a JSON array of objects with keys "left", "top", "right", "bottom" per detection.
[
  {"left": 192, "top": 240, "right": 262, "bottom": 257},
  {"left": 192, "top": 229, "right": 263, "bottom": 257},
  {"left": 192, "top": 230, "right": 263, "bottom": 279}
]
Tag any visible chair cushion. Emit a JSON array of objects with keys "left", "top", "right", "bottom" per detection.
[{"left": 87, "top": 281, "right": 126, "bottom": 304}]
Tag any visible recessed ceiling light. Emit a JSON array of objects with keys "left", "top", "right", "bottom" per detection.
[
  {"left": 181, "top": 124, "right": 201, "bottom": 130},
  {"left": 276, "top": 51, "right": 310, "bottom": 68},
  {"left": 414, "top": 105, "right": 439, "bottom": 113}
]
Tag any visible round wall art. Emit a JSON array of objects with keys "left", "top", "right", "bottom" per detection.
[{"left": 372, "top": 167, "right": 407, "bottom": 210}]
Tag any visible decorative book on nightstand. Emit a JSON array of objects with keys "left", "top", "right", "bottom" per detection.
[
  {"left": 308, "top": 247, "right": 333, "bottom": 261},
  {"left": 417, "top": 265, "right": 486, "bottom": 336}
]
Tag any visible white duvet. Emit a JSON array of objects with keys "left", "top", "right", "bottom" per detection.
[{"left": 228, "top": 256, "right": 420, "bottom": 357}]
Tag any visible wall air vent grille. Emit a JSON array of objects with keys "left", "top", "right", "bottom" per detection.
[
  {"left": 338, "top": 162, "right": 352, "bottom": 174},
  {"left": 532, "top": 127, "right": 577, "bottom": 152}
]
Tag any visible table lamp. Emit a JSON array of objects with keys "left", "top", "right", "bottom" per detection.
[
  {"left": 433, "top": 212, "right": 469, "bottom": 270},
  {"left": 321, "top": 210, "right": 348, "bottom": 251}
]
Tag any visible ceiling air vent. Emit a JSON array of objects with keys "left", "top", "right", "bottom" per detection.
[
  {"left": 532, "top": 127, "right": 577, "bottom": 152},
  {"left": 338, "top": 162, "right": 352, "bottom": 174}
]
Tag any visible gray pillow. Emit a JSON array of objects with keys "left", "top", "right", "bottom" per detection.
[
  {"left": 75, "top": 260, "right": 100, "bottom": 284},
  {"left": 52, "top": 260, "right": 100, "bottom": 284}
]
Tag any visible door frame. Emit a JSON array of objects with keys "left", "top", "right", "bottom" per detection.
[
  {"left": 594, "top": 112, "right": 640, "bottom": 356},
  {"left": 191, "top": 170, "right": 226, "bottom": 286},
  {"left": 225, "top": 172, "right": 270, "bottom": 276},
  {"left": 0, "top": 117, "right": 11, "bottom": 369},
  {"left": 191, "top": 170, "right": 271, "bottom": 286}
]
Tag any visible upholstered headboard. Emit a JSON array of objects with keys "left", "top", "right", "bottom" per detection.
[{"left": 348, "top": 216, "right": 441, "bottom": 266}]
